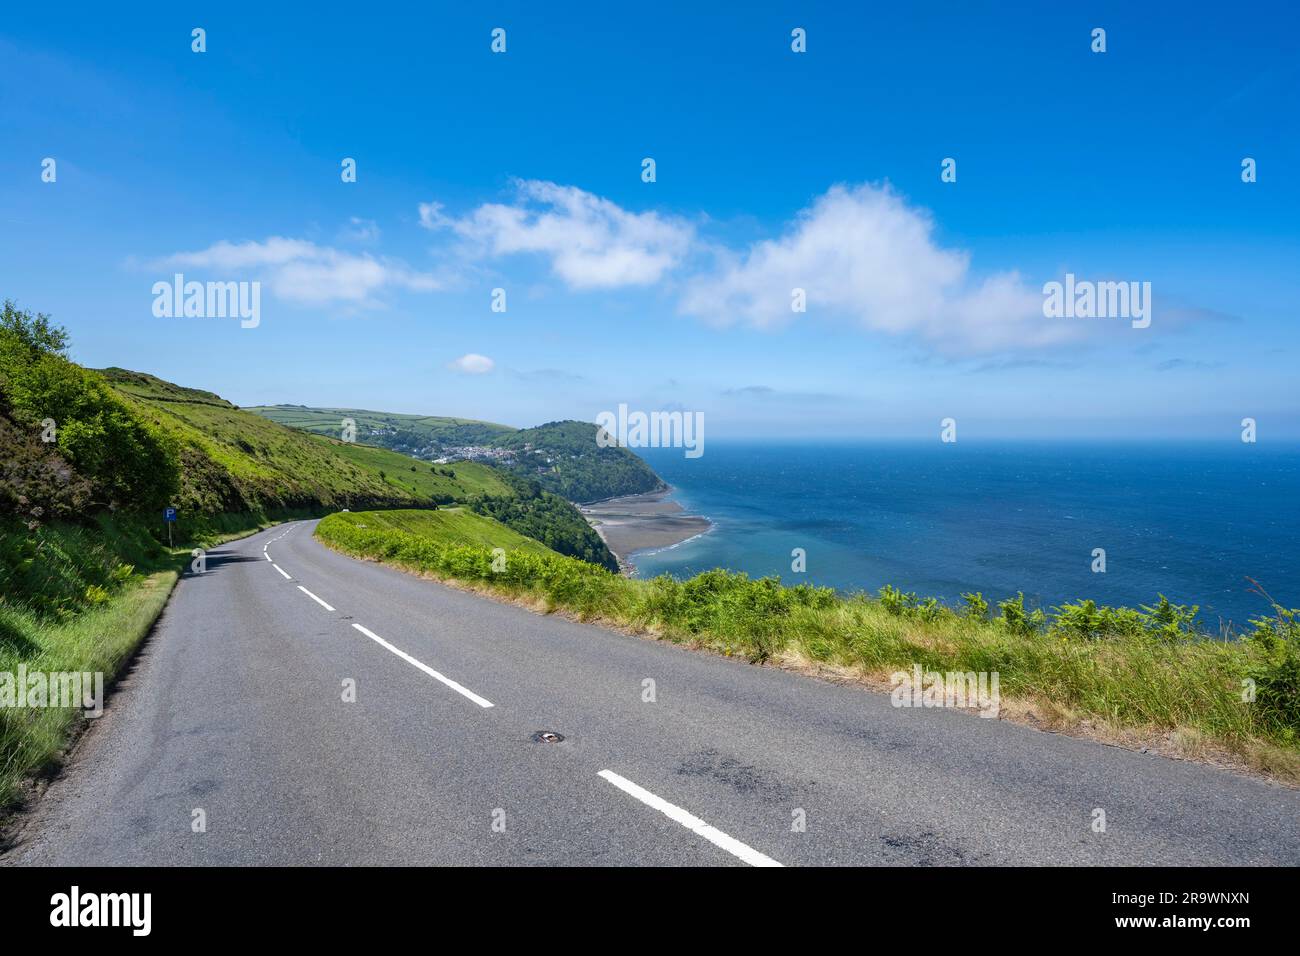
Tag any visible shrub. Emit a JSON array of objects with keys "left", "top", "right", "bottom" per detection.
[
  {"left": 1245, "top": 603, "right": 1300, "bottom": 736},
  {"left": 1140, "top": 595, "right": 1200, "bottom": 641},
  {"left": 961, "top": 591, "right": 989, "bottom": 621},
  {"left": 998, "top": 592, "right": 1046, "bottom": 636}
]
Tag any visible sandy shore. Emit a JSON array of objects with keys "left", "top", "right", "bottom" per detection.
[{"left": 581, "top": 489, "right": 711, "bottom": 574}]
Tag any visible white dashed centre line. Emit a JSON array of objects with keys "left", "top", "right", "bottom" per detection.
[
  {"left": 296, "top": 585, "right": 335, "bottom": 612},
  {"left": 597, "top": 769, "right": 783, "bottom": 868},
  {"left": 272, "top": 564, "right": 291, "bottom": 580},
  {"left": 350, "top": 623, "right": 494, "bottom": 709},
  {"left": 264, "top": 553, "right": 272, "bottom": 562}
]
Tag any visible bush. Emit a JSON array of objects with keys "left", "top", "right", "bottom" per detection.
[
  {"left": 1050, "top": 599, "right": 1144, "bottom": 640},
  {"left": 998, "top": 592, "right": 1046, "bottom": 636},
  {"left": 961, "top": 591, "right": 989, "bottom": 621},
  {"left": 1140, "top": 595, "right": 1200, "bottom": 641}
]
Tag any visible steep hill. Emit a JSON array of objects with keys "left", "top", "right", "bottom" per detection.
[
  {"left": 246, "top": 405, "right": 513, "bottom": 455},
  {"left": 250, "top": 405, "right": 664, "bottom": 503},
  {"left": 493, "top": 420, "right": 666, "bottom": 503},
  {"left": 102, "top": 369, "right": 509, "bottom": 529}
]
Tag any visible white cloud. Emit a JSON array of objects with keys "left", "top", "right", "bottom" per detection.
[
  {"left": 159, "top": 237, "right": 437, "bottom": 305},
  {"left": 448, "top": 353, "right": 495, "bottom": 374},
  {"left": 680, "top": 183, "right": 1076, "bottom": 353},
  {"left": 419, "top": 179, "right": 694, "bottom": 289}
]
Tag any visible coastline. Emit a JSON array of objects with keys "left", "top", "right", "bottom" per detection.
[{"left": 580, "top": 488, "right": 711, "bottom": 575}]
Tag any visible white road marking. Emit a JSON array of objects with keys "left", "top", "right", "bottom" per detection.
[
  {"left": 272, "top": 564, "right": 291, "bottom": 580},
  {"left": 597, "top": 769, "right": 783, "bottom": 868},
  {"left": 297, "top": 585, "right": 335, "bottom": 612},
  {"left": 350, "top": 623, "right": 493, "bottom": 709},
  {"left": 264, "top": 553, "right": 272, "bottom": 562}
]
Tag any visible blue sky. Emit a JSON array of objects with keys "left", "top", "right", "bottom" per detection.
[{"left": 2, "top": 1, "right": 1297, "bottom": 439}]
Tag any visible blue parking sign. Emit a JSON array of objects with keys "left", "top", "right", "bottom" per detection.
[{"left": 164, "top": 507, "right": 177, "bottom": 522}]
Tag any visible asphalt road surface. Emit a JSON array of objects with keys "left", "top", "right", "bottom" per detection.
[{"left": 5, "top": 520, "right": 1298, "bottom": 866}]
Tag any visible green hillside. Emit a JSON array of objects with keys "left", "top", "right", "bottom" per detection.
[
  {"left": 246, "top": 404, "right": 512, "bottom": 457},
  {"left": 250, "top": 405, "right": 665, "bottom": 503},
  {"left": 322, "top": 508, "right": 559, "bottom": 556},
  {"left": 467, "top": 471, "right": 618, "bottom": 571},
  {"left": 494, "top": 420, "right": 666, "bottom": 503},
  {"left": 103, "top": 368, "right": 509, "bottom": 529}
]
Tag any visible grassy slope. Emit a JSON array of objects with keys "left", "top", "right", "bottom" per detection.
[
  {"left": 247, "top": 404, "right": 513, "bottom": 447},
  {"left": 102, "top": 368, "right": 509, "bottom": 520},
  {"left": 317, "top": 512, "right": 1300, "bottom": 784},
  {"left": 0, "top": 505, "right": 310, "bottom": 814},
  {"left": 326, "top": 508, "right": 560, "bottom": 555},
  {"left": 323, "top": 439, "right": 507, "bottom": 499},
  {"left": 1, "top": 512, "right": 175, "bottom": 811},
  {"left": 0, "top": 568, "right": 175, "bottom": 810}
]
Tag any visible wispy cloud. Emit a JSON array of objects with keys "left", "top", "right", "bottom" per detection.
[
  {"left": 510, "top": 367, "right": 587, "bottom": 384},
  {"left": 419, "top": 179, "right": 695, "bottom": 289},
  {"left": 157, "top": 237, "right": 437, "bottom": 305},
  {"left": 722, "top": 384, "right": 842, "bottom": 402},
  {"left": 969, "top": 357, "right": 1080, "bottom": 374},
  {"left": 1154, "top": 357, "right": 1226, "bottom": 371}
]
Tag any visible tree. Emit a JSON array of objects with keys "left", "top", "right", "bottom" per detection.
[{"left": 0, "top": 299, "right": 69, "bottom": 355}]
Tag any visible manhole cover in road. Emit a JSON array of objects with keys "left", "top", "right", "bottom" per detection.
[{"left": 531, "top": 731, "right": 565, "bottom": 744}]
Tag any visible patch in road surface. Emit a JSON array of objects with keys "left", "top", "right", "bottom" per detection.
[
  {"left": 675, "top": 749, "right": 803, "bottom": 801},
  {"left": 880, "top": 829, "right": 983, "bottom": 866},
  {"left": 840, "top": 724, "right": 915, "bottom": 752}
]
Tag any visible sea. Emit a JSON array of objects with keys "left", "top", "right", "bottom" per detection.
[{"left": 631, "top": 442, "right": 1300, "bottom": 631}]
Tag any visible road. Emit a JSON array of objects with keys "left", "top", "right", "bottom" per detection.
[{"left": 4, "top": 519, "right": 1298, "bottom": 866}]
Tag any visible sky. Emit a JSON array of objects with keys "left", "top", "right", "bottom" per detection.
[{"left": 2, "top": 1, "right": 1297, "bottom": 440}]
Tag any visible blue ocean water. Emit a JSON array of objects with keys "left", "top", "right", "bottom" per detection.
[{"left": 632, "top": 442, "right": 1300, "bottom": 631}]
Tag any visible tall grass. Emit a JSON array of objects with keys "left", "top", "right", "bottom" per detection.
[
  {"left": 0, "top": 511, "right": 286, "bottom": 814},
  {"left": 317, "top": 511, "right": 1300, "bottom": 780},
  {"left": 0, "top": 571, "right": 175, "bottom": 809}
]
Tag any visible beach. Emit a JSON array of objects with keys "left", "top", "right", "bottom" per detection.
[{"left": 581, "top": 489, "right": 711, "bottom": 573}]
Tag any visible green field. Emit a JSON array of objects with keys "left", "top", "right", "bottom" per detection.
[
  {"left": 247, "top": 404, "right": 513, "bottom": 448},
  {"left": 321, "top": 438, "right": 508, "bottom": 500}
]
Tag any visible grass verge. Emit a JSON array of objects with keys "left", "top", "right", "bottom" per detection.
[
  {"left": 0, "top": 571, "right": 175, "bottom": 812},
  {"left": 316, "top": 510, "right": 1300, "bottom": 784},
  {"left": 0, "top": 512, "right": 287, "bottom": 815}
]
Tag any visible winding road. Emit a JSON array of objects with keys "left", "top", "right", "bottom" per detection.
[{"left": 4, "top": 520, "right": 1298, "bottom": 866}]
